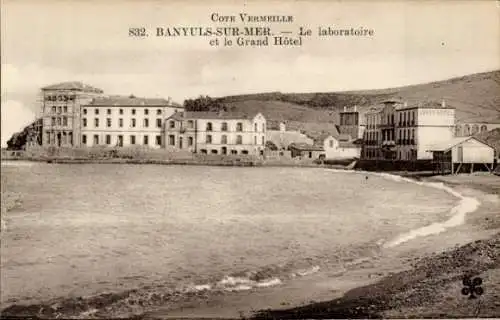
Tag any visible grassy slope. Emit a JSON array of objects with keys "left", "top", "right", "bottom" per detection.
[{"left": 217, "top": 70, "right": 500, "bottom": 127}]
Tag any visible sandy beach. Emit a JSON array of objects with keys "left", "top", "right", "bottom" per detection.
[
  {"left": 141, "top": 173, "right": 500, "bottom": 319},
  {"left": 1, "top": 171, "right": 499, "bottom": 319}
]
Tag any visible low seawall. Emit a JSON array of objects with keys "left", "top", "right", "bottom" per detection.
[{"left": 355, "top": 159, "right": 435, "bottom": 172}]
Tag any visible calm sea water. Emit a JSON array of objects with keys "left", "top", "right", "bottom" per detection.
[{"left": 1, "top": 162, "right": 456, "bottom": 313}]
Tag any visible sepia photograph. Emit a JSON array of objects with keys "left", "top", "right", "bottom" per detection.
[{"left": 1, "top": 0, "right": 499, "bottom": 318}]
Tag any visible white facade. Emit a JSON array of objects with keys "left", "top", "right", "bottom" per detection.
[
  {"left": 395, "top": 102, "right": 455, "bottom": 161},
  {"left": 80, "top": 104, "right": 182, "bottom": 148},
  {"left": 165, "top": 112, "right": 267, "bottom": 156},
  {"left": 321, "top": 135, "right": 361, "bottom": 159}
]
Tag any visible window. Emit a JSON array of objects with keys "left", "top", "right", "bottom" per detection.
[
  {"left": 63, "top": 106, "right": 68, "bottom": 113},
  {"left": 262, "top": 123, "right": 265, "bottom": 132},
  {"left": 57, "top": 117, "right": 62, "bottom": 126},
  {"left": 131, "top": 118, "right": 136, "bottom": 127},
  {"left": 51, "top": 117, "right": 56, "bottom": 126},
  {"left": 52, "top": 106, "right": 57, "bottom": 113},
  {"left": 206, "top": 122, "right": 213, "bottom": 131},
  {"left": 156, "top": 109, "right": 162, "bottom": 115},
  {"left": 107, "top": 118, "right": 112, "bottom": 127},
  {"left": 329, "top": 140, "right": 334, "bottom": 148},
  {"left": 169, "top": 135, "right": 175, "bottom": 146},
  {"left": 241, "top": 150, "right": 248, "bottom": 155},
  {"left": 211, "top": 149, "right": 218, "bottom": 154},
  {"left": 221, "top": 135, "right": 227, "bottom": 144},
  {"left": 130, "top": 135, "right": 136, "bottom": 145},
  {"left": 231, "top": 150, "right": 238, "bottom": 155},
  {"left": 254, "top": 136, "right": 257, "bottom": 144},
  {"left": 187, "top": 120, "right": 194, "bottom": 128},
  {"left": 200, "top": 149, "right": 207, "bottom": 154},
  {"left": 119, "top": 109, "right": 124, "bottom": 115},
  {"left": 221, "top": 122, "right": 228, "bottom": 131},
  {"left": 93, "top": 134, "right": 99, "bottom": 145},
  {"left": 188, "top": 136, "right": 193, "bottom": 146},
  {"left": 107, "top": 109, "right": 111, "bottom": 115},
  {"left": 83, "top": 118, "right": 87, "bottom": 127},
  {"left": 63, "top": 117, "right": 68, "bottom": 126},
  {"left": 95, "top": 109, "right": 99, "bottom": 115},
  {"left": 106, "top": 135, "right": 111, "bottom": 145},
  {"left": 58, "top": 106, "right": 62, "bottom": 114},
  {"left": 143, "top": 135, "right": 149, "bottom": 145},
  {"left": 82, "top": 135, "right": 87, "bottom": 145},
  {"left": 206, "top": 135, "right": 212, "bottom": 143},
  {"left": 132, "top": 109, "right": 136, "bottom": 115},
  {"left": 144, "top": 119, "right": 149, "bottom": 127},
  {"left": 83, "top": 108, "right": 87, "bottom": 115},
  {"left": 156, "top": 135, "right": 162, "bottom": 146},
  {"left": 118, "top": 135, "right": 123, "bottom": 147},
  {"left": 262, "top": 136, "right": 265, "bottom": 145},
  {"left": 255, "top": 123, "right": 258, "bottom": 132},
  {"left": 94, "top": 118, "right": 99, "bottom": 127},
  {"left": 236, "top": 135, "right": 243, "bottom": 144},
  {"left": 156, "top": 119, "right": 162, "bottom": 128},
  {"left": 119, "top": 118, "right": 123, "bottom": 127},
  {"left": 236, "top": 122, "right": 243, "bottom": 131},
  {"left": 144, "top": 109, "right": 149, "bottom": 115},
  {"left": 169, "top": 121, "right": 175, "bottom": 129}
]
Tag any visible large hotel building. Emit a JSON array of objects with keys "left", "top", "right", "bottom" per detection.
[
  {"left": 361, "top": 99, "right": 456, "bottom": 161},
  {"left": 40, "top": 82, "right": 183, "bottom": 148},
  {"left": 39, "top": 81, "right": 266, "bottom": 155}
]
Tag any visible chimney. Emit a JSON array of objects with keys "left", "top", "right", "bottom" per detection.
[
  {"left": 441, "top": 99, "right": 446, "bottom": 108},
  {"left": 404, "top": 101, "right": 408, "bottom": 108},
  {"left": 343, "top": 106, "right": 347, "bottom": 112},
  {"left": 354, "top": 105, "right": 357, "bottom": 112},
  {"left": 167, "top": 97, "right": 172, "bottom": 104}
]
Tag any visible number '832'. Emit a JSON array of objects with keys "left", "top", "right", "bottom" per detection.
[{"left": 129, "top": 28, "right": 147, "bottom": 37}]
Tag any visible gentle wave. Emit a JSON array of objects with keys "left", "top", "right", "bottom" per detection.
[
  {"left": 327, "top": 169, "right": 481, "bottom": 248},
  {"left": 0, "top": 161, "right": 35, "bottom": 167}
]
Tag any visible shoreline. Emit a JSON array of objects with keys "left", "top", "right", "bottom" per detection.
[
  {"left": 249, "top": 174, "right": 500, "bottom": 319},
  {"left": 1, "top": 167, "right": 499, "bottom": 319}
]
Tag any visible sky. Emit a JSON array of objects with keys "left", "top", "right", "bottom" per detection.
[{"left": 1, "top": 0, "right": 499, "bottom": 146}]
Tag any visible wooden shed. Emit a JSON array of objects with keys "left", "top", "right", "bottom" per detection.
[{"left": 427, "top": 137, "right": 495, "bottom": 175}]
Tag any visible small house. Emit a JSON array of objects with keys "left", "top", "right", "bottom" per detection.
[
  {"left": 288, "top": 143, "right": 325, "bottom": 159},
  {"left": 427, "top": 136, "right": 495, "bottom": 174}
]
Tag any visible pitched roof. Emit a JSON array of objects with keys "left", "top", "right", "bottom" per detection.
[
  {"left": 427, "top": 137, "right": 493, "bottom": 152},
  {"left": 168, "top": 111, "right": 261, "bottom": 120},
  {"left": 267, "top": 131, "right": 313, "bottom": 150},
  {"left": 88, "top": 96, "right": 179, "bottom": 107},
  {"left": 288, "top": 142, "right": 324, "bottom": 151},
  {"left": 339, "top": 141, "right": 361, "bottom": 148},
  {"left": 42, "top": 81, "right": 103, "bottom": 93}
]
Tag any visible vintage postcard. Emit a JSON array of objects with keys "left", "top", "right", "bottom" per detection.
[{"left": 1, "top": 0, "right": 499, "bottom": 319}]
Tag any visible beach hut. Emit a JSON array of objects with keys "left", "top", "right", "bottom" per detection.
[{"left": 427, "top": 136, "right": 495, "bottom": 175}]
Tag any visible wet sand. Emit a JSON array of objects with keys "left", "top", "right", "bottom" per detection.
[
  {"left": 1, "top": 172, "right": 499, "bottom": 319},
  {"left": 142, "top": 173, "right": 500, "bottom": 319}
]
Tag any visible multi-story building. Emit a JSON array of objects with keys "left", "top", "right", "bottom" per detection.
[
  {"left": 362, "top": 99, "right": 456, "bottom": 161},
  {"left": 338, "top": 105, "right": 365, "bottom": 140},
  {"left": 39, "top": 81, "right": 182, "bottom": 148},
  {"left": 362, "top": 106, "right": 383, "bottom": 159},
  {"left": 378, "top": 99, "right": 403, "bottom": 160},
  {"left": 165, "top": 111, "right": 266, "bottom": 156},
  {"left": 80, "top": 96, "right": 182, "bottom": 148},
  {"left": 395, "top": 100, "right": 455, "bottom": 161},
  {"left": 41, "top": 82, "right": 104, "bottom": 147}
]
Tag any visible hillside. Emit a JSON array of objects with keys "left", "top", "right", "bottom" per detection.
[{"left": 215, "top": 70, "right": 500, "bottom": 127}]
